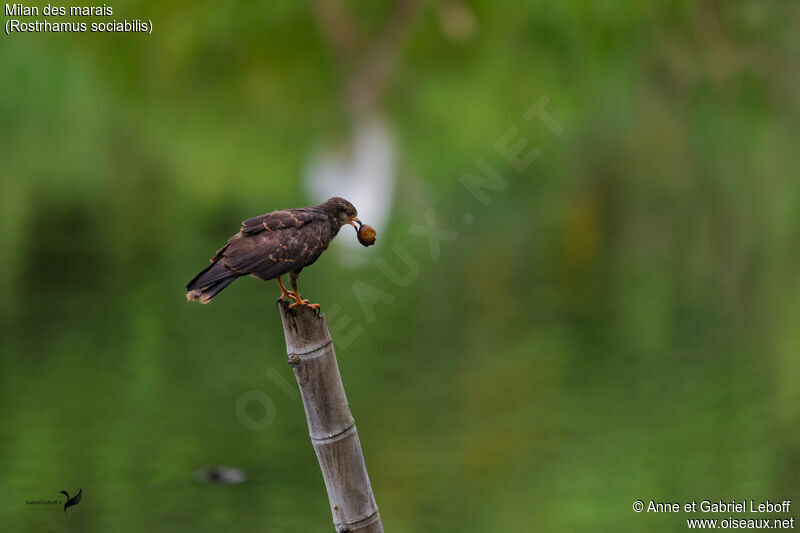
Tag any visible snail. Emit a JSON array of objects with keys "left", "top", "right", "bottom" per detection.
[{"left": 356, "top": 221, "right": 377, "bottom": 247}]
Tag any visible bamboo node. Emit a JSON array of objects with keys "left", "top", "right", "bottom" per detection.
[
  {"left": 289, "top": 339, "right": 334, "bottom": 357},
  {"left": 311, "top": 423, "right": 357, "bottom": 444}
]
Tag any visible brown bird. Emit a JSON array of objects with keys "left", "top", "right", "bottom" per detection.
[{"left": 186, "top": 197, "right": 363, "bottom": 309}]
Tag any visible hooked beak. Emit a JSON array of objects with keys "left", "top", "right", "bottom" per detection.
[{"left": 347, "top": 217, "right": 362, "bottom": 229}]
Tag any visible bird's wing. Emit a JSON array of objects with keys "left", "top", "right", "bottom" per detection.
[
  {"left": 71, "top": 489, "right": 82, "bottom": 505},
  {"left": 209, "top": 243, "right": 230, "bottom": 263},
  {"left": 241, "top": 208, "right": 323, "bottom": 235},
  {"left": 221, "top": 221, "right": 329, "bottom": 279}
]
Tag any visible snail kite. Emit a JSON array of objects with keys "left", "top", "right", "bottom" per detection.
[{"left": 186, "top": 197, "right": 365, "bottom": 310}]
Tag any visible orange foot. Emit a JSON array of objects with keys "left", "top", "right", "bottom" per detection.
[
  {"left": 276, "top": 278, "right": 298, "bottom": 302},
  {"left": 287, "top": 291, "right": 320, "bottom": 311},
  {"left": 279, "top": 291, "right": 297, "bottom": 302}
]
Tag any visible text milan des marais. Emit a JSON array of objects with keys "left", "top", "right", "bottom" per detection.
[{"left": 5, "top": 4, "right": 149, "bottom": 33}]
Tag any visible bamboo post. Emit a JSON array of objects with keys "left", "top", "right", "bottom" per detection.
[{"left": 277, "top": 301, "right": 383, "bottom": 533}]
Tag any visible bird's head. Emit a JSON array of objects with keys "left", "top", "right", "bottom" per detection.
[{"left": 322, "top": 197, "right": 361, "bottom": 229}]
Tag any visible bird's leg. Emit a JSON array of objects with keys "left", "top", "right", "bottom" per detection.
[
  {"left": 287, "top": 270, "right": 320, "bottom": 311},
  {"left": 276, "top": 277, "right": 296, "bottom": 302}
]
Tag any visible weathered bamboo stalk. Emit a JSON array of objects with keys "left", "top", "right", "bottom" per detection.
[{"left": 277, "top": 301, "right": 383, "bottom": 533}]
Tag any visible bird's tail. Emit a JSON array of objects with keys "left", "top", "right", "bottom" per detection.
[{"left": 186, "top": 261, "right": 238, "bottom": 304}]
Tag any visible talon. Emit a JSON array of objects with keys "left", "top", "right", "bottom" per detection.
[
  {"left": 278, "top": 291, "right": 296, "bottom": 302},
  {"left": 288, "top": 298, "right": 309, "bottom": 309},
  {"left": 287, "top": 292, "right": 320, "bottom": 310}
]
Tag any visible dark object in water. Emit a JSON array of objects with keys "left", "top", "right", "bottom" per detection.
[{"left": 195, "top": 466, "right": 247, "bottom": 484}]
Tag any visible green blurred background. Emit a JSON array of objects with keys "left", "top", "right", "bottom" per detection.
[{"left": 2, "top": 1, "right": 800, "bottom": 531}]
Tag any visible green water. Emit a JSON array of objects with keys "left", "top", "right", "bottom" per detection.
[{"left": 2, "top": 2, "right": 800, "bottom": 531}]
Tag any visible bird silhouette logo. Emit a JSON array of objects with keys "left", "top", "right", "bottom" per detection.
[{"left": 58, "top": 488, "right": 82, "bottom": 513}]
